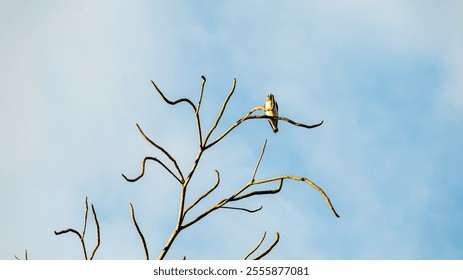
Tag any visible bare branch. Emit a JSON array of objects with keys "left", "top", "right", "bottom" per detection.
[
  {"left": 197, "top": 76, "right": 206, "bottom": 113},
  {"left": 221, "top": 205, "right": 263, "bottom": 213},
  {"left": 54, "top": 197, "right": 89, "bottom": 260},
  {"left": 184, "top": 170, "right": 220, "bottom": 216},
  {"left": 181, "top": 199, "right": 227, "bottom": 230},
  {"left": 204, "top": 107, "right": 261, "bottom": 149},
  {"left": 246, "top": 115, "right": 324, "bottom": 129},
  {"left": 233, "top": 179, "right": 284, "bottom": 201},
  {"left": 244, "top": 231, "right": 267, "bottom": 260},
  {"left": 122, "top": 156, "right": 182, "bottom": 184},
  {"left": 251, "top": 176, "right": 340, "bottom": 218},
  {"left": 254, "top": 232, "right": 280, "bottom": 260},
  {"left": 151, "top": 80, "right": 197, "bottom": 111},
  {"left": 194, "top": 76, "right": 206, "bottom": 147},
  {"left": 130, "top": 203, "right": 149, "bottom": 260},
  {"left": 205, "top": 108, "right": 323, "bottom": 149},
  {"left": 203, "top": 78, "right": 237, "bottom": 145},
  {"left": 89, "top": 204, "right": 100, "bottom": 260},
  {"left": 251, "top": 139, "right": 267, "bottom": 182},
  {"left": 181, "top": 172, "right": 339, "bottom": 231},
  {"left": 135, "top": 124, "right": 185, "bottom": 182},
  {"left": 54, "top": 228, "right": 87, "bottom": 260},
  {"left": 82, "top": 196, "right": 89, "bottom": 238},
  {"left": 54, "top": 197, "right": 103, "bottom": 260}
]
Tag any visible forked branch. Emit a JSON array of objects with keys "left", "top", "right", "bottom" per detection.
[
  {"left": 184, "top": 170, "right": 220, "bottom": 216},
  {"left": 54, "top": 197, "right": 101, "bottom": 260},
  {"left": 203, "top": 78, "right": 237, "bottom": 146},
  {"left": 133, "top": 124, "right": 185, "bottom": 183},
  {"left": 122, "top": 156, "right": 183, "bottom": 184},
  {"left": 151, "top": 80, "right": 197, "bottom": 111},
  {"left": 181, "top": 138, "right": 339, "bottom": 231}
]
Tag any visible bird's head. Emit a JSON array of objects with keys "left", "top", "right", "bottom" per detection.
[{"left": 266, "top": 94, "right": 274, "bottom": 102}]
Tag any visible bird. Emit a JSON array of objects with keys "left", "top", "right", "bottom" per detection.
[{"left": 264, "top": 94, "right": 279, "bottom": 133}]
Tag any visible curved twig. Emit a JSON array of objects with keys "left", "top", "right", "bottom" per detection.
[
  {"left": 254, "top": 232, "right": 280, "bottom": 260},
  {"left": 203, "top": 78, "right": 237, "bottom": 146},
  {"left": 184, "top": 170, "right": 220, "bottom": 216},
  {"left": 205, "top": 109, "right": 323, "bottom": 149},
  {"left": 54, "top": 228, "right": 87, "bottom": 260},
  {"left": 244, "top": 231, "right": 267, "bottom": 260},
  {"left": 233, "top": 179, "right": 284, "bottom": 201},
  {"left": 130, "top": 203, "right": 149, "bottom": 260},
  {"left": 151, "top": 80, "right": 197, "bottom": 111},
  {"left": 122, "top": 156, "right": 182, "bottom": 184},
  {"left": 82, "top": 197, "right": 89, "bottom": 240},
  {"left": 195, "top": 76, "right": 206, "bottom": 145},
  {"left": 204, "top": 107, "right": 258, "bottom": 149},
  {"left": 251, "top": 176, "right": 340, "bottom": 218},
  {"left": 89, "top": 204, "right": 100, "bottom": 260},
  {"left": 247, "top": 115, "right": 324, "bottom": 129},
  {"left": 54, "top": 197, "right": 90, "bottom": 260},
  {"left": 197, "top": 76, "right": 206, "bottom": 113},
  {"left": 135, "top": 124, "right": 185, "bottom": 182},
  {"left": 181, "top": 172, "right": 339, "bottom": 230},
  {"left": 221, "top": 205, "right": 263, "bottom": 213},
  {"left": 54, "top": 197, "right": 103, "bottom": 260}
]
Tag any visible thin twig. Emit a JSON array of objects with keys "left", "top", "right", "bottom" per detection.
[
  {"left": 233, "top": 179, "right": 284, "bottom": 201},
  {"left": 82, "top": 196, "right": 89, "bottom": 240},
  {"left": 195, "top": 76, "right": 207, "bottom": 146},
  {"left": 244, "top": 231, "right": 267, "bottom": 260},
  {"left": 203, "top": 78, "right": 237, "bottom": 146},
  {"left": 254, "top": 232, "right": 280, "bottom": 260},
  {"left": 54, "top": 228, "right": 87, "bottom": 260},
  {"left": 246, "top": 115, "right": 324, "bottom": 129},
  {"left": 204, "top": 107, "right": 259, "bottom": 150},
  {"left": 122, "top": 156, "right": 182, "bottom": 184},
  {"left": 205, "top": 109, "right": 323, "bottom": 149},
  {"left": 89, "top": 204, "right": 100, "bottom": 260},
  {"left": 130, "top": 203, "right": 149, "bottom": 260},
  {"left": 182, "top": 172, "right": 338, "bottom": 230},
  {"left": 135, "top": 124, "right": 185, "bottom": 182},
  {"left": 250, "top": 176, "right": 340, "bottom": 218},
  {"left": 183, "top": 170, "right": 220, "bottom": 216},
  {"left": 197, "top": 76, "right": 206, "bottom": 113},
  {"left": 251, "top": 139, "right": 267, "bottom": 182},
  {"left": 54, "top": 197, "right": 103, "bottom": 260},
  {"left": 221, "top": 205, "right": 263, "bottom": 213},
  {"left": 151, "top": 80, "right": 197, "bottom": 111}
]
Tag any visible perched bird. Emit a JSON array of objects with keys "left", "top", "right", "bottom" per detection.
[{"left": 265, "top": 94, "right": 279, "bottom": 133}]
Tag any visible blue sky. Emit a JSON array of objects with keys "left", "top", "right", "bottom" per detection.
[{"left": 1, "top": 0, "right": 462, "bottom": 260}]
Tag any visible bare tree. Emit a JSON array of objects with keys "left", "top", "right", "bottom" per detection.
[{"left": 122, "top": 76, "right": 339, "bottom": 260}]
